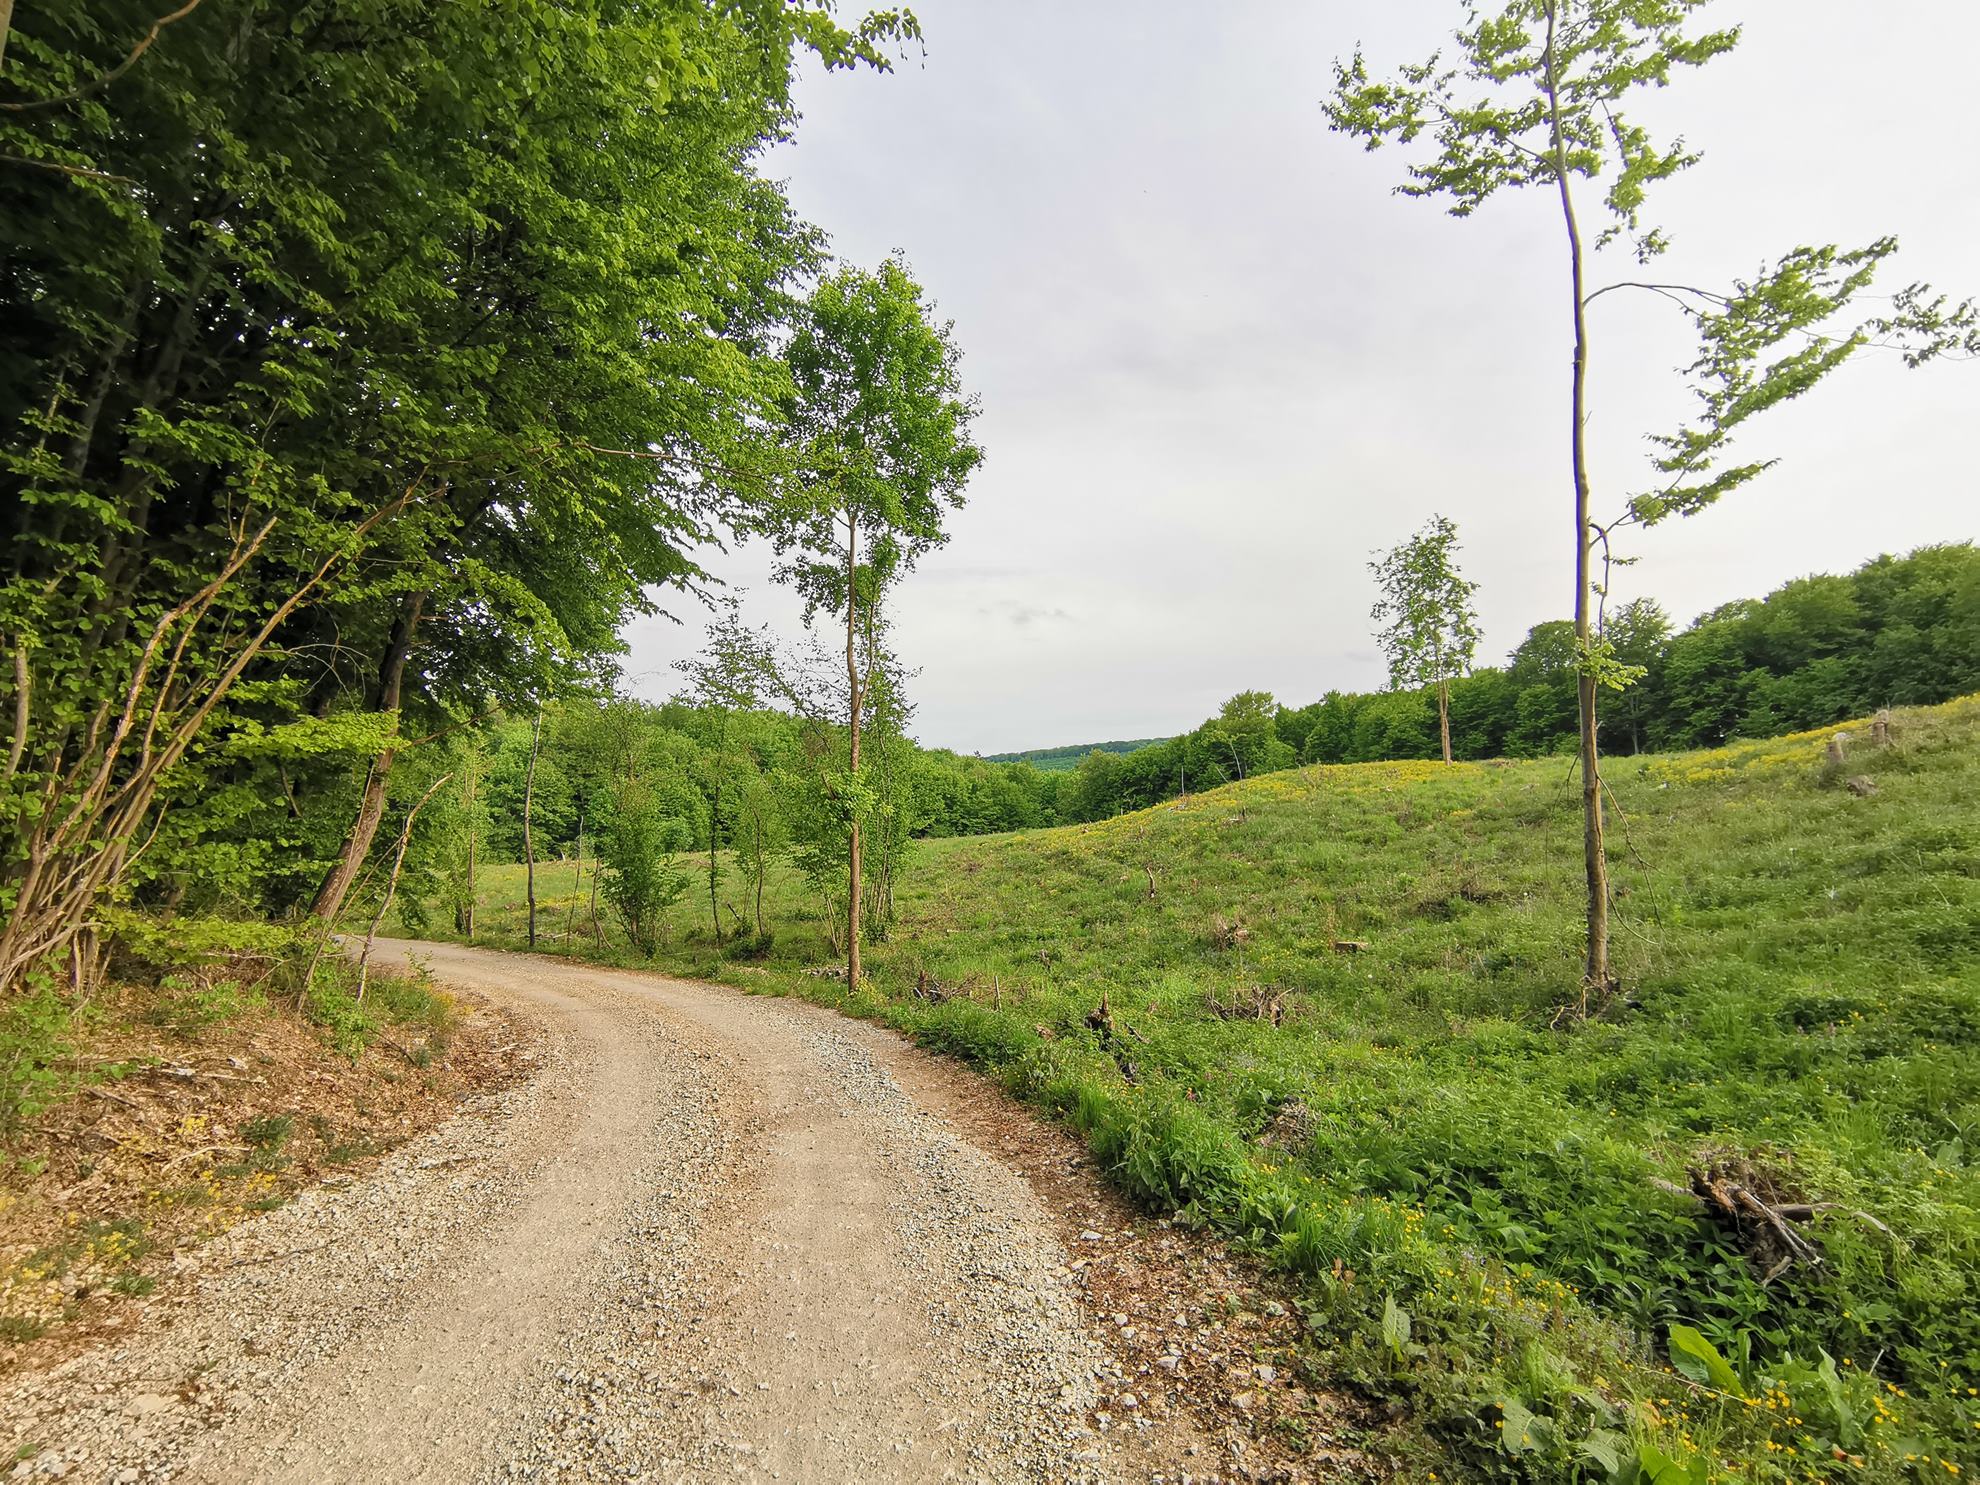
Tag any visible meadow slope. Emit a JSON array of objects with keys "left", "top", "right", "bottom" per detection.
[{"left": 419, "top": 697, "right": 1980, "bottom": 1483}]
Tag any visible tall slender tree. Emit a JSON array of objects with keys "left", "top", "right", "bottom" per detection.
[
  {"left": 522, "top": 703, "right": 543, "bottom": 948},
  {"left": 1326, "top": 0, "right": 1976, "bottom": 996},
  {"left": 0, "top": 1, "right": 922, "bottom": 989},
  {"left": 767, "top": 258, "right": 981, "bottom": 990},
  {"left": 1369, "top": 515, "right": 1480, "bottom": 765}
]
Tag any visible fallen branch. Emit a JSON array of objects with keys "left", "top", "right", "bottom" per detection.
[{"left": 1654, "top": 1171, "right": 1895, "bottom": 1280}]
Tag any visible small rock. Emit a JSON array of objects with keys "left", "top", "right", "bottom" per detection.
[{"left": 1256, "top": 1364, "right": 1276, "bottom": 1383}]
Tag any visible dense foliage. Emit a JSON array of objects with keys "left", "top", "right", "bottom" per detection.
[
  {"left": 982, "top": 737, "right": 1172, "bottom": 773},
  {"left": 1060, "top": 544, "right": 1980, "bottom": 823},
  {"left": 0, "top": 0, "right": 921, "bottom": 981}
]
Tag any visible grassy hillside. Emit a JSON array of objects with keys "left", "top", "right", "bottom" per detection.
[
  {"left": 413, "top": 697, "right": 1980, "bottom": 1483},
  {"left": 982, "top": 736, "right": 1171, "bottom": 771}
]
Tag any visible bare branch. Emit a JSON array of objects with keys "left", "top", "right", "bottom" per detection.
[{"left": 1, "top": 0, "right": 207, "bottom": 114}]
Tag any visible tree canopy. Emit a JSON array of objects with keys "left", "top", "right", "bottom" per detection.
[{"left": 0, "top": 0, "right": 921, "bottom": 987}]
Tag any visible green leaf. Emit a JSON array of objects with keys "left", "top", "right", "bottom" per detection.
[
  {"left": 1635, "top": 1443, "right": 1708, "bottom": 1485},
  {"left": 1496, "top": 1395, "right": 1550, "bottom": 1455},
  {"left": 1666, "top": 1324, "right": 1743, "bottom": 1395},
  {"left": 1577, "top": 1429, "right": 1628, "bottom": 1480},
  {"left": 1380, "top": 1294, "right": 1411, "bottom": 1353},
  {"left": 1817, "top": 1351, "right": 1860, "bottom": 1446}
]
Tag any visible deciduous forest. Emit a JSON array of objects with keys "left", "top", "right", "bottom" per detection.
[{"left": 2, "top": 3, "right": 1976, "bottom": 1483}]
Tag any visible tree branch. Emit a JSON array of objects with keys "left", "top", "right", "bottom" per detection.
[
  {"left": 0, "top": 153, "right": 136, "bottom": 185},
  {"left": 1, "top": 0, "right": 207, "bottom": 113}
]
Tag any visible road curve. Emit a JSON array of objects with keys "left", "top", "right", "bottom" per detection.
[{"left": 5, "top": 940, "right": 1216, "bottom": 1483}]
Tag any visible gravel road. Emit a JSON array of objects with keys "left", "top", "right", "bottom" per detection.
[{"left": 5, "top": 941, "right": 1226, "bottom": 1483}]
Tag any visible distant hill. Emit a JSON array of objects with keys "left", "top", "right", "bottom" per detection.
[{"left": 982, "top": 737, "right": 1171, "bottom": 773}]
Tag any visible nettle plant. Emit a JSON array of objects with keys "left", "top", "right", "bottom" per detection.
[{"left": 1326, "top": 0, "right": 1978, "bottom": 997}]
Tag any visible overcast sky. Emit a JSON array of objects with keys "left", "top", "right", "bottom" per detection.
[{"left": 621, "top": 0, "right": 1980, "bottom": 756}]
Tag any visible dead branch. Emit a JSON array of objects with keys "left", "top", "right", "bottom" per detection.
[
  {"left": 1206, "top": 984, "right": 1286, "bottom": 1026},
  {"left": 355, "top": 772, "right": 451, "bottom": 1001},
  {"left": 1655, "top": 1165, "right": 1904, "bottom": 1285}
]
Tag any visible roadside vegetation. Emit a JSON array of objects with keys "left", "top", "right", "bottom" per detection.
[
  {"left": 418, "top": 696, "right": 1980, "bottom": 1483},
  {"left": 5, "top": 5, "right": 1977, "bottom": 1481},
  {"left": 1, "top": 942, "right": 494, "bottom": 1356}
]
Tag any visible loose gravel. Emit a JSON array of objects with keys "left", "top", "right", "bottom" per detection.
[{"left": 2, "top": 942, "right": 1230, "bottom": 1484}]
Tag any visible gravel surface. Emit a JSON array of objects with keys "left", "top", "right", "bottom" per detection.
[{"left": 3, "top": 941, "right": 1228, "bottom": 1483}]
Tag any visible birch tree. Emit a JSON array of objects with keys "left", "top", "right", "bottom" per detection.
[
  {"left": 1370, "top": 515, "right": 1480, "bottom": 765},
  {"left": 766, "top": 258, "right": 981, "bottom": 990},
  {"left": 1325, "top": 0, "right": 1977, "bottom": 998}
]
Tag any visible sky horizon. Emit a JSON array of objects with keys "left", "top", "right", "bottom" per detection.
[{"left": 620, "top": 1, "right": 1980, "bottom": 756}]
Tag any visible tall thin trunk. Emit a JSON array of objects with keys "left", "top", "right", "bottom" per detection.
[
  {"left": 462, "top": 752, "right": 478, "bottom": 942},
  {"left": 1438, "top": 675, "right": 1453, "bottom": 764},
  {"left": 523, "top": 703, "right": 542, "bottom": 948},
  {"left": 564, "top": 810, "right": 583, "bottom": 948},
  {"left": 753, "top": 824, "right": 766, "bottom": 937},
  {"left": 1543, "top": 2, "right": 1610, "bottom": 994},
  {"left": 706, "top": 778, "right": 721, "bottom": 939},
  {"left": 311, "top": 592, "right": 425, "bottom": 921},
  {"left": 845, "top": 513, "right": 862, "bottom": 991},
  {"left": 588, "top": 850, "right": 603, "bottom": 952}
]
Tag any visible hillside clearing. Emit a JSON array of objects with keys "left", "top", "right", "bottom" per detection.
[{"left": 423, "top": 696, "right": 1980, "bottom": 1481}]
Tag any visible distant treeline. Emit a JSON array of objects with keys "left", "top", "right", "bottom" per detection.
[
  {"left": 982, "top": 737, "right": 1172, "bottom": 773},
  {"left": 1054, "top": 543, "right": 1979, "bottom": 823},
  {"left": 443, "top": 543, "right": 1977, "bottom": 860}
]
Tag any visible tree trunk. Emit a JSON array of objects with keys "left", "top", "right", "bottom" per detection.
[
  {"left": 706, "top": 778, "right": 721, "bottom": 939},
  {"left": 465, "top": 751, "right": 478, "bottom": 940},
  {"left": 564, "top": 811, "right": 583, "bottom": 947},
  {"left": 1438, "top": 676, "right": 1453, "bottom": 764},
  {"left": 588, "top": 853, "right": 603, "bottom": 952},
  {"left": 310, "top": 591, "right": 425, "bottom": 921},
  {"left": 754, "top": 830, "right": 766, "bottom": 937},
  {"left": 1543, "top": 2, "right": 1610, "bottom": 995},
  {"left": 523, "top": 703, "right": 542, "bottom": 948},
  {"left": 845, "top": 515, "right": 862, "bottom": 992}
]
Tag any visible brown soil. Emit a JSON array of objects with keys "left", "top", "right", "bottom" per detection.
[{"left": 0, "top": 977, "right": 532, "bottom": 1370}]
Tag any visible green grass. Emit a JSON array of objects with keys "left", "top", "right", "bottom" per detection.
[{"left": 411, "top": 697, "right": 1980, "bottom": 1484}]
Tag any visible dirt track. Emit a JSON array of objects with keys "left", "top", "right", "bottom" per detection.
[{"left": 5, "top": 941, "right": 1237, "bottom": 1482}]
